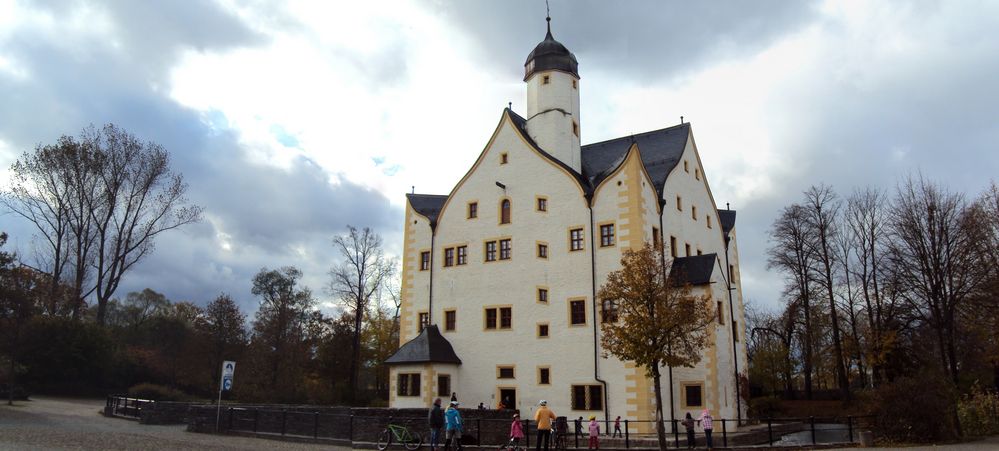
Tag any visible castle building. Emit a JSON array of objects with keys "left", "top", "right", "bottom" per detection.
[{"left": 386, "top": 19, "right": 747, "bottom": 429}]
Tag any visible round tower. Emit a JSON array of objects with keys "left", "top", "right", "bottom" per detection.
[{"left": 524, "top": 18, "right": 581, "bottom": 172}]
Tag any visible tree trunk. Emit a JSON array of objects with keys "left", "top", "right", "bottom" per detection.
[{"left": 650, "top": 361, "right": 668, "bottom": 451}]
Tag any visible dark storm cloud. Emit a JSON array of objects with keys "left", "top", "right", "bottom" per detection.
[
  {"left": 0, "top": 1, "right": 401, "bottom": 311},
  {"left": 426, "top": 0, "right": 818, "bottom": 81}
]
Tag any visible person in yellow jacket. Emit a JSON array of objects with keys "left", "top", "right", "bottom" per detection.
[{"left": 534, "top": 400, "right": 556, "bottom": 451}]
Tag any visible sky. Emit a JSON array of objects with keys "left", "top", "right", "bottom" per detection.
[{"left": 1, "top": 0, "right": 997, "bottom": 315}]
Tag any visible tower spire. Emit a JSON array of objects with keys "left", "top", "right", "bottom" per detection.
[{"left": 545, "top": 0, "right": 552, "bottom": 36}]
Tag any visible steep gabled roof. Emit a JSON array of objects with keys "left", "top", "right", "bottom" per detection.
[
  {"left": 385, "top": 325, "right": 462, "bottom": 365},
  {"left": 407, "top": 193, "right": 448, "bottom": 228},
  {"left": 581, "top": 123, "right": 691, "bottom": 198},
  {"left": 407, "top": 113, "right": 696, "bottom": 224},
  {"left": 719, "top": 210, "right": 737, "bottom": 234},
  {"left": 669, "top": 253, "right": 717, "bottom": 286}
]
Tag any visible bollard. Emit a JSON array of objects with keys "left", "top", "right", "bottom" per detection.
[
  {"left": 525, "top": 420, "right": 530, "bottom": 448},
  {"left": 767, "top": 417, "right": 773, "bottom": 446},
  {"left": 314, "top": 411, "right": 319, "bottom": 438},
  {"left": 722, "top": 419, "right": 728, "bottom": 447},
  {"left": 349, "top": 415, "right": 354, "bottom": 442},
  {"left": 810, "top": 416, "right": 816, "bottom": 445},
  {"left": 281, "top": 410, "right": 288, "bottom": 436},
  {"left": 253, "top": 409, "right": 259, "bottom": 433},
  {"left": 575, "top": 424, "right": 579, "bottom": 449},
  {"left": 672, "top": 419, "right": 679, "bottom": 447},
  {"left": 848, "top": 416, "right": 854, "bottom": 442},
  {"left": 477, "top": 418, "right": 481, "bottom": 446},
  {"left": 624, "top": 420, "right": 629, "bottom": 449},
  {"left": 228, "top": 407, "right": 234, "bottom": 430}
]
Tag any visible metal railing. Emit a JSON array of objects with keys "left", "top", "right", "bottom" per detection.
[
  {"left": 214, "top": 407, "right": 878, "bottom": 449},
  {"left": 106, "top": 395, "right": 155, "bottom": 419}
]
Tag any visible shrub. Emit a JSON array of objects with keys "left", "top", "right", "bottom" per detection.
[
  {"left": 957, "top": 386, "right": 999, "bottom": 436},
  {"left": 127, "top": 383, "right": 193, "bottom": 402},
  {"left": 869, "top": 371, "right": 958, "bottom": 443}
]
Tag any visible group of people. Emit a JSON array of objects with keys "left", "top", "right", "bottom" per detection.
[{"left": 427, "top": 398, "right": 716, "bottom": 451}]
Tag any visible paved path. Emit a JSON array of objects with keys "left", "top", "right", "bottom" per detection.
[
  {"left": 836, "top": 435, "right": 999, "bottom": 451},
  {"left": 0, "top": 396, "right": 349, "bottom": 450}
]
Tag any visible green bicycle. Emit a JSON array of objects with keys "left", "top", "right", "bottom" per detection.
[{"left": 377, "top": 423, "right": 424, "bottom": 451}]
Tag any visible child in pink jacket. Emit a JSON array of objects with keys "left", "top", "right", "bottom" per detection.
[{"left": 509, "top": 413, "right": 525, "bottom": 447}]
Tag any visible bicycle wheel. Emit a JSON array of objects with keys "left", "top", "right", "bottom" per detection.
[
  {"left": 377, "top": 429, "right": 392, "bottom": 451},
  {"left": 403, "top": 430, "right": 423, "bottom": 451}
]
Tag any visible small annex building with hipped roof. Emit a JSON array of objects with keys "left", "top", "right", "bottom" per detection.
[{"left": 386, "top": 17, "right": 747, "bottom": 432}]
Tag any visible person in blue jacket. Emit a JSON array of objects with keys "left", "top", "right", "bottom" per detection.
[{"left": 444, "top": 400, "right": 463, "bottom": 451}]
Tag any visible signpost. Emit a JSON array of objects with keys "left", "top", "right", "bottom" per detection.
[{"left": 216, "top": 361, "right": 236, "bottom": 432}]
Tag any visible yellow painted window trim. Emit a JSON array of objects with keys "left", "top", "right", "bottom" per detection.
[
  {"left": 417, "top": 310, "right": 429, "bottom": 333},
  {"left": 536, "top": 241, "right": 549, "bottom": 260},
  {"left": 680, "top": 381, "right": 705, "bottom": 408},
  {"left": 568, "top": 225, "right": 586, "bottom": 252},
  {"left": 467, "top": 200, "right": 479, "bottom": 219},
  {"left": 483, "top": 304, "right": 514, "bottom": 331},
  {"left": 597, "top": 221, "right": 616, "bottom": 248},
  {"left": 567, "top": 298, "right": 588, "bottom": 327},
  {"left": 537, "top": 366, "right": 552, "bottom": 385},
  {"left": 536, "top": 286, "right": 549, "bottom": 304},
  {"left": 537, "top": 322, "right": 550, "bottom": 338},
  {"left": 496, "top": 364, "right": 516, "bottom": 379},
  {"left": 419, "top": 248, "right": 431, "bottom": 271},
  {"left": 498, "top": 197, "right": 512, "bottom": 226},
  {"left": 535, "top": 195, "right": 549, "bottom": 212},
  {"left": 443, "top": 308, "right": 457, "bottom": 332}
]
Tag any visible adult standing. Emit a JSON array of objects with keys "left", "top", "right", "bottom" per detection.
[
  {"left": 697, "top": 408, "right": 714, "bottom": 450},
  {"left": 613, "top": 416, "right": 622, "bottom": 438},
  {"left": 534, "top": 400, "right": 556, "bottom": 451},
  {"left": 429, "top": 398, "right": 445, "bottom": 451},
  {"left": 445, "top": 401, "right": 464, "bottom": 451}
]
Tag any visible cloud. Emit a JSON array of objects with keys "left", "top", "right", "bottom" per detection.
[{"left": 3, "top": 0, "right": 998, "bottom": 315}]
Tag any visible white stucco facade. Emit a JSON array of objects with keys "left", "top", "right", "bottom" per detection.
[{"left": 388, "top": 26, "right": 747, "bottom": 433}]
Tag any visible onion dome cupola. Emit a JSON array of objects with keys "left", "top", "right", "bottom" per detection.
[
  {"left": 523, "top": 16, "right": 582, "bottom": 173},
  {"left": 524, "top": 17, "right": 580, "bottom": 81}
]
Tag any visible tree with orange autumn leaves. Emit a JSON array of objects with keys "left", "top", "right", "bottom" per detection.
[{"left": 598, "top": 243, "right": 715, "bottom": 451}]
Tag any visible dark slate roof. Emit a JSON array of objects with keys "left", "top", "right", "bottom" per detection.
[
  {"left": 407, "top": 112, "right": 693, "bottom": 220},
  {"left": 407, "top": 194, "right": 448, "bottom": 227},
  {"left": 718, "top": 210, "right": 737, "bottom": 234},
  {"left": 524, "top": 22, "right": 579, "bottom": 81},
  {"left": 581, "top": 123, "right": 691, "bottom": 198},
  {"left": 385, "top": 325, "right": 462, "bottom": 365},
  {"left": 669, "top": 253, "right": 717, "bottom": 286}
]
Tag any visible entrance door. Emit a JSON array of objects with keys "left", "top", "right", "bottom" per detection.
[{"left": 499, "top": 388, "right": 517, "bottom": 410}]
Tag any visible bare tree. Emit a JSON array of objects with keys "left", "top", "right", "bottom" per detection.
[
  {"left": 802, "top": 185, "right": 850, "bottom": 401},
  {"left": 889, "top": 175, "right": 982, "bottom": 390},
  {"left": 767, "top": 204, "right": 818, "bottom": 398},
  {"left": 328, "top": 225, "right": 396, "bottom": 401},
  {"left": 2, "top": 125, "right": 202, "bottom": 324}
]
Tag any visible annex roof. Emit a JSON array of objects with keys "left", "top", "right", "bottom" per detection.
[
  {"left": 407, "top": 193, "right": 448, "bottom": 227},
  {"left": 718, "top": 209, "right": 737, "bottom": 234},
  {"left": 385, "top": 325, "right": 462, "bottom": 365},
  {"left": 670, "top": 253, "right": 717, "bottom": 286}
]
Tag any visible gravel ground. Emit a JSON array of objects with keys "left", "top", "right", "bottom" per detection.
[{"left": 0, "top": 396, "right": 349, "bottom": 450}]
